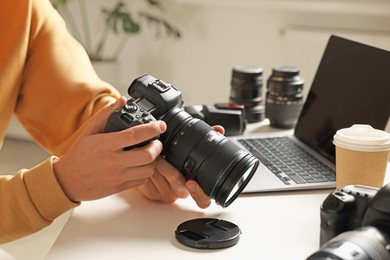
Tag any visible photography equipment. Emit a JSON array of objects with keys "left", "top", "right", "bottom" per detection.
[
  {"left": 184, "top": 103, "right": 246, "bottom": 136},
  {"left": 306, "top": 183, "right": 390, "bottom": 260},
  {"left": 105, "top": 102, "right": 159, "bottom": 149},
  {"left": 265, "top": 66, "right": 304, "bottom": 129},
  {"left": 175, "top": 218, "right": 241, "bottom": 249},
  {"left": 229, "top": 65, "right": 265, "bottom": 123},
  {"left": 105, "top": 74, "right": 260, "bottom": 207}
]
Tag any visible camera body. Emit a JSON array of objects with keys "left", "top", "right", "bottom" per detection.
[
  {"left": 105, "top": 102, "right": 158, "bottom": 149},
  {"left": 104, "top": 74, "right": 259, "bottom": 207},
  {"left": 184, "top": 103, "right": 246, "bottom": 136},
  {"left": 307, "top": 183, "right": 390, "bottom": 260}
]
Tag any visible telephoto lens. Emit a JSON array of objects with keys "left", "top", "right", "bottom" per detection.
[
  {"left": 229, "top": 66, "right": 265, "bottom": 123},
  {"left": 265, "top": 66, "right": 304, "bottom": 129},
  {"left": 307, "top": 226, "right": 390, "bottom": 260},
  {"left": 105, "top": 74, "right": 260, "bottom": 207}
]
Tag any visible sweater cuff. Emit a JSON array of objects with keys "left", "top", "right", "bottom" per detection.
[{"left": 23, "top": 156, "right": 79, "bottom": 221}]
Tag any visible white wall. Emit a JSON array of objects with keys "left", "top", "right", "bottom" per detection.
[
  {"left": 113, "top": 0, "right": 390, "bottom": 106},
  {"left": 7, "top": 0, "right": 390, "bottom": 139}
]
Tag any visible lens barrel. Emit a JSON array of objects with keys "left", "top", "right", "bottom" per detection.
[
  {"left": 229, "top": 66, "right": 265, "bottom": 123},
  {"left": 265, "top": 66, "right": 304, "bottom": 129},
  {"left": 307, "top": 226, "right": 390, "bottom": 260},
  {"left": 160, "top": 108, "right": 259, "bottom": 207},
  {"left": 105, "top": 74, "right": 260, "bottom": 208}
]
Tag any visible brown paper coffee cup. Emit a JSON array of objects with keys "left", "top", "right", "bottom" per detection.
[{"left": 333, "top": 124, "right": 390, "bottom": 188}]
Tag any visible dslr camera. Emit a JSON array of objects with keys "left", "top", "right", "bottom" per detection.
[
  {"left": 307, "top": 183, "right": 390, "bottom": 260},
  {"left": 104, "top": 74, "right": 259, "bottom": 207}
]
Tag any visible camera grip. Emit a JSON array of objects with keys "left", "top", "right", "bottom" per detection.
[{"left": 104, "top": 101, "right": 159, "bottom": 149}]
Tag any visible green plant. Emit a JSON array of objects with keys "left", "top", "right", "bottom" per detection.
[{"left": 52, "top": 0, "right": 181, "bottom": 61}]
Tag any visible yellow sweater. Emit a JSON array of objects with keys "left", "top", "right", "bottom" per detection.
[{"left": 0, "top": 0, "right": 120, "bottom": 243}]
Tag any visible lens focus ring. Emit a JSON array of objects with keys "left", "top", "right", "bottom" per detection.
[{"left": 163, "top": 118, "right": 212, "bottom": 172}]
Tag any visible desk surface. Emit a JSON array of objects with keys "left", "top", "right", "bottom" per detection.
[
  {"left": 47, "top": 189, "right": 330, "bottom": 260},
  {"left": 1, "top": 120, "right": 389, "bottom": 260}
]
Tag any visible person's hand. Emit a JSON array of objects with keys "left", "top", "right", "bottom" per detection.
[
  {"left": 53, "top": 97, "right": 167, "bottom": 202},
  {"left": 136, "top": 125, "right": 225, "bottom": 209}
]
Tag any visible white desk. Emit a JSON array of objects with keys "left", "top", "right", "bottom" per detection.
[
  {"left": 46, "top": 121, "right": 337, "bottom": 259},
  {"left": 1, "top": 120, "right": 389, "bottom": 259},
  {"left": 46, "top": 188, "right": 330, "bottom": 260}
]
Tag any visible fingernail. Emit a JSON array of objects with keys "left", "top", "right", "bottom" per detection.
[{"left": 158, "top": 121, "right": 167, "bottom": 132}]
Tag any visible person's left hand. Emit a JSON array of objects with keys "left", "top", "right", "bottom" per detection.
[{"left": 137, "top": 125, "right": 225, "bottom": 209}]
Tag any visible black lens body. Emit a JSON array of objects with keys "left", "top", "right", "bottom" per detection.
[
  {"left": 308, "top": 226, "right": 390, "bottom": 260},
  {"left": 106, "top": 74, "right": 259, "bottom": 207},
  {"left": 184, "top": 103, "right": 246, "bottom": 136},
  {"left": 266, "top": 66, "right": 304, "bottom": 129},
  {"left": 229, "top": 66, "right": 265, "bottom": 123},
  {"left": 306, "top": 184, "right": 390, "bottom": 260}
]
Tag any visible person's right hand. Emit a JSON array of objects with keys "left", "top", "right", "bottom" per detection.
[{"left": 53, "top": 97, "right": 167, "bottom": 202}]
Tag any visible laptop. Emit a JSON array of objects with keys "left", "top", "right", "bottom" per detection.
[{"left": 231, "top": 35, "right": 390, "bottom": 193}]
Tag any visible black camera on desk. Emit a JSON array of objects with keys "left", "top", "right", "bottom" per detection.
[
  {"left": 105, "top": 74, "right": 259, "bottom": 208},
  {"left": 307, "top": 184, "right": 390, "bottom": 260}
]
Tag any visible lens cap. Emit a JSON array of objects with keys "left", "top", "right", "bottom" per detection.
[{"left": 175, "top": 218, "right": 241, "bottom": 249}]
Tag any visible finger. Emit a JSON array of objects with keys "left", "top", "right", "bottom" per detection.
[
  {"left": 84, "top": 96, "right": 127, "bottom": 135},
  {"left": 118, "top": 178, "right": 149, "bottom": 192},
  {"left": 186, "top": 180, "right": 211, "bottom": 209},
  {"left": 114, "top": 140, "right": 163, "bottom": 168},
  {"left": 147, "top": 171, "right": 177, "bottom": 203},
  {"left": 119, "top": 164, "right": 156, "bottom": 182},
  {"left": 154, "top": 157, "right": 188, "bottom": 198},
  {"left": 212, "top": 125, "right": 225, "bottom": 135},
  {"left": 137, "top": 179, "right": 159, "bottom": 201},
  {"left": 107, "top": 121, "right": 167, "bottom": 151},
  {"left": 139, "top": 166, "right": 186, "bottom": 203}
]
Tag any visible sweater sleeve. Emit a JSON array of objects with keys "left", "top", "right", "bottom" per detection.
[
  {"left": 0, "top": 0, "right": 121, "bottom": 244},
  {"left": 15, "top": 0, "right": 120, "bottom": 155},
  {"left": 0, "top": 156, "right": 79, "bottom": 244}
]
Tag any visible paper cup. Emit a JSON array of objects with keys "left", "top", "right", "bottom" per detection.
[{"left": 333, "top": 124, "right": 390, "bottom": 188}]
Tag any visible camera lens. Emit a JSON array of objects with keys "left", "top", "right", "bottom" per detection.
[
  {"left": 265, "top": 66, "right": 304, "bottom": 129},
  {"left": 307, "top": 226, "right": 390, "bottom": 260},
  {"left": 229, "top": 66, "right": 265, "bottom": 123},
  {"left": 160, "top": 108, "right": 259, "bottom": 207}
]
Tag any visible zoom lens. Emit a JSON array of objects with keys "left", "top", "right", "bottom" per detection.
[
  {"left": 307, "top": 226, "right": 390, "bottom": 260},
  {"left": 266, "top": 66, "right": 304, "bottom": 129},
  {"left": 160, "top": 108, "right": 259, "bottom": 207},
  {"left": 229, "top": 66, "right": 265, "bottom": 123}
]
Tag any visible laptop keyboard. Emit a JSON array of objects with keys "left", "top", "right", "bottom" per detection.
[{"left": 238, "top": 136, "right": 335, "bottom": 185}]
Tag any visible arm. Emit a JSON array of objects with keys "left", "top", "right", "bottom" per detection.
[
  {"left": 15, "top": 0, "right": 120, "bottom": 155},
  {"left": 0, "top": 0, "right": 212, "bottom": 244},
  {"left": 0, "top": 0, "right": 119, "bottom": 243}
]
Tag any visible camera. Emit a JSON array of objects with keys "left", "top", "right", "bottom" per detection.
[
  {"left": 307, "top": 184, "right": 390, "bottom": 260},
  {"left": 184, "top": 103, "right": 246, "bottom": 136},
  {"left": 105, "top": 74, "right": 260, "bottom": 207}
]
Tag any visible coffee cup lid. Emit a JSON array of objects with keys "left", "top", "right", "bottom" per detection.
[{"left": 333, "top": 124, "right": 390, "bottom": 152}]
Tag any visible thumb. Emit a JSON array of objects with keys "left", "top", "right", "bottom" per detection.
[{"left": 83, "top": 96, "right": 127, "bottom": 135}]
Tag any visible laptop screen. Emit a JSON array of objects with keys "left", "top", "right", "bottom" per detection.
[{"left": 294, "top": 35, "right": 390, "bottom": 163}]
